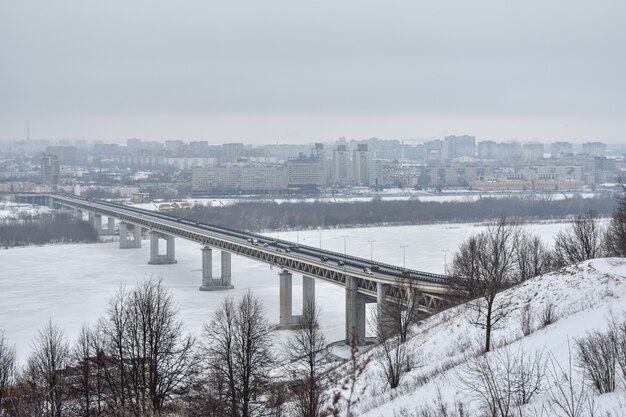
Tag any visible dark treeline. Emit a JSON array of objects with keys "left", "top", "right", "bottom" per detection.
[
  {"left": 174, "top": 195, "right": 616, "bottom": 232},
  {"left": 0, "top": 212, "right": 98, "bottom": 248}
]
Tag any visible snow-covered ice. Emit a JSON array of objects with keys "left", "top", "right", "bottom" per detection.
[{"left": 0, "top": 221, "right": 569, "bottom": 364}]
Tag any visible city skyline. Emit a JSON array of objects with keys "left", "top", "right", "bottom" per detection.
[{"left": 1, "top": 1, "right": 625, "bottom": 144}]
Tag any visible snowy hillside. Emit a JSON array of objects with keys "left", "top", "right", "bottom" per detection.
[{"left": 330, "top": 258, "right": 626, "bottom": 416}]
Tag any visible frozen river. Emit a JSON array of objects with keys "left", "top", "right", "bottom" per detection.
[{"left": 0, "top": 221, "right": 569, "bottom": 363}]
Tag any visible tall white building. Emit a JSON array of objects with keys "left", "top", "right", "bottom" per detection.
[
  {"left": 352, "top": 144, "right": 371, "bottom": 186},
  {"left": 332, "top": 145, "right": 350, "bottom": 185}
]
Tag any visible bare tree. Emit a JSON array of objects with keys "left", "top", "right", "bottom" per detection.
[
  {"left": 450, "top": 219, "right": 519, "bottom": 352},
  {"left": 0, "top": 331, "right": 16, "bottom": 414},
  {"left": 606, "top": 184, "right": 626, "bottom": 256},
  {"left": 23, "top": 320, "right": 71, "bottom": 417},
  {"left": 373, "top": 314, "right": 413, "bottom": 389},
  {"left": 554, "top": 211, "right": 606, "bottom": 267},
  {"left": 284, "top": 299, "right": 327, "bottom": 417},
  {"left": 202, "top": 291, "right": 274, "bottom": 417},
  {"left": 95, "top": 279, "right": 197, "bottom": 415},
  {"left": 378, "top": 279, "right": 422, "bottom": 344},
  {"left": 515, "top": 233, "right": 554, "bottom": 282}
]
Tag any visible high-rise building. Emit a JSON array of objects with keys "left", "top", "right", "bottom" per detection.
[
  {"left": 478, "top": 141, "right": 497, "bottom": 159},
  {"left": 352, "top": 144, "right": 371, "bottom": 185},
  {"left": 41, "top": 154, "right": 60, "bottom": 186},
  {"left": 582, "top": 142, "right": 606, "bottom": 158},
  {"left": 312, "top": 143, "right": 327, "bottom": 186},
  {"left": 522, "top": 143, "right": 544, "bottom": 161},
  {"left": 332, "top": 144, "right": 350, "bottom": 185},
  {"left": 551, "top": 141, "right": 573, "bottom": 158},
  {"left": 444, "top": 135, "right": 476, "bottom": 160},
  {"left": 287, "top": 154, "right": 321, "bottom": 192}
]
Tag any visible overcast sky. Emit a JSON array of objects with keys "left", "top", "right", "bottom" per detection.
[{"left": 1, "top": 0, "right": 624, "bottom": 144}]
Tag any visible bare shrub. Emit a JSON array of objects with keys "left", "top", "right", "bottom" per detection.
[
  {"left": 459, "top": 347, "right": 545, "bottom": 417},
  {"left": 610, "top": 315, "right": 626, "bottom": 383},
  {"left": 327, "top": 331, "right": 369, "bottom": 417},
  {"left": 520, "top": 303, "right": 534, "bottom": 337},
  {"left": 538, "top": 303, "right": 558, "bottom": 328},
  {"left": 546, "top": 345, "right": 597, "bottom": 417},
  {"left": 575, "top": 330, "right": 617, "bottom": 394}
]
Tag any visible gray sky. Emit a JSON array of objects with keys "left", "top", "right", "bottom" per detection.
[{"left": 1, "top": 0, "right": 625, "bottom": 144}]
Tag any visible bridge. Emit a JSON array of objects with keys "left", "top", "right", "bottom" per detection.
[{"left": 10, "top": 192, "right": 448, "bottom": 343}]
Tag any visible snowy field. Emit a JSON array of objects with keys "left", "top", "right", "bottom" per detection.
[{"left": 0, "top": 220, "right": 570, "bottom": 364}]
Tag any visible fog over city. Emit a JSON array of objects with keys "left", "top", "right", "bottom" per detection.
[{"left": 1, "top": 0, "right": 625, "bottom": 143}]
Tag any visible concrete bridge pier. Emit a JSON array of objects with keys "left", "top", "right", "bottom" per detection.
[
  {"left": 119, "top": 222, "right": 142, "bottom": 249},
  {"left": 148, "top": 232, "right": 176, "bottom": 264},
  {"left": 102, "top": 217, "right": 115, "bottom": 235},
  {"left": 91, "top": 213, "right": 103, "bottom": 235},
  {"left": 278, "top": 272, "right": 316, "bottom": 329},
  {"left": 345, "top": 276, "right": 367, "bottom": 344},
  {"left": 73, "top": 208, "right": 83, "bottom": 221},
  {"left": 199, "top": 246, "right": 234, "bottom": 291},
  {"left": 132, "top": 224, "right": 142, "bottom": 248},
  {"left": 376, "top": 283, "right": 395, "bottom": 339}
]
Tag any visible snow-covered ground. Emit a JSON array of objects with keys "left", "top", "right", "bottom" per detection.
[
  {"left": 332, "top": 258, "right": 626, "bottom": 416},
  {"left": 0, "top": 221, "right": 569, "bottom": 364}
]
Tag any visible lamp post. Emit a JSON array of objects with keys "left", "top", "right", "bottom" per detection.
[
  {"left": 341, "top": 235, "right": 349, "bottom": 263},
  {"left": 400, "top": 245, "right": 408, "bottom": 270},
  {"left": 368, "top": 240, "right": 375, "bottom": 263},
  {"left": 442, "top": 249, "right": 450, "bottom": 275}
]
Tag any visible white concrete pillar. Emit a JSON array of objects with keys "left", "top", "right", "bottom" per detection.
[
  {"left": 93, "top": 214, "right": 102, "bottom": 235},
  {"left": 132, "top": 225, "right": 142, "bottom": 248},
  {"left": 279, "top": 270, "right": 293, "bottom": 326},
  {"left": 303, "top": 276, "right": 315, "bottom": 309},
  {"left": 377, "top": 283, "right": 394, "bottom": 339},
  {"left": 106, "top": 217, "right": 115, "bottom": 234},
  {"left": 221, "top": 251, "right": 232, "bottom": 286},
  {"left": 199, "top": 247, "right": 234, "bottom": 291},
  {"left": 202, "top": 246, "right": 213, "bottom": 286},
  {"left": 166, "top": 235, "right": 175, "bottom": 262},
  {"left": 119, "top": 222, "right": 129, "bottom": 248},
  {"left": 149, "top": 232, "right": 159, "bottom": 263},
  {"left": 346, "top": 276, "right": 366, "bottom": 344}
]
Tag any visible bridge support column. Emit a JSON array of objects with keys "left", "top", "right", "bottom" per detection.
[
  {"left": 376, "top": 283, "right": 394, "bottom": 339},
  {"left": 346, "top": 276, "right": 366, "bottom": 344},
  {"left": 92, "top": 214, "right": 102, "bottom": 235},
  {"left": 103, "top": 217, "right": 115, "bottom": 235},
  {"left": 278, "top": 270, "right": 294, "bottom": 327},
  {"left": 148, "top": 232, "right": 177, "bottom": 264},
  {"left": 133, "top": 225, "right": 142, "bottom": 248},
  {"left": 119, "top": 222, "right": 141, "bottom": 249},
  {"left": 73, "top": 209, "right": 83, "bottom": 221},
  {"left": 199, "top": 247, "right": 234, "bottom": 291},
  {"left": 277, "top": 273, "right": 316, "bottom": 329}
]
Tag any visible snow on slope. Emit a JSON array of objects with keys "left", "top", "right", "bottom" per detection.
[{"left": 336, "top": 258, "right": 626, "bottom": 417}]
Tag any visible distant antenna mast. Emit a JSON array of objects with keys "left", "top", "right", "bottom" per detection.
[{"left": 27, "top": 121, "right": 30, "bottom": 141}]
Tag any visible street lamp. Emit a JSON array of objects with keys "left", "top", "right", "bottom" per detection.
[
  {"left": 400, "top": 245, "right": 408, "bottom": 270},
  {"left": 442, "top": 249, "right": 450, "bottom": 275},
  {"left": 341, "top": 235, "right": 349, "bottom": 263},
  {"left": 368, "top": 240, "right": 376, "bottom": 263}
]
